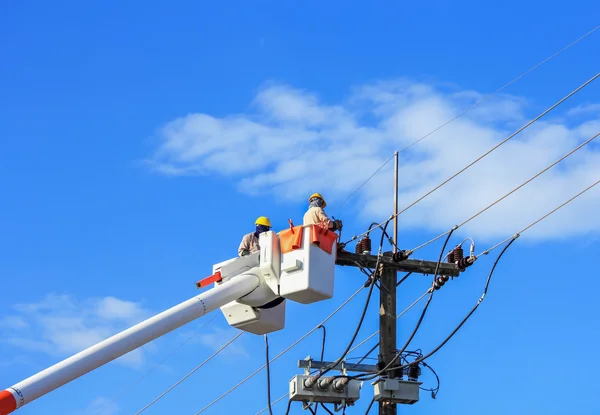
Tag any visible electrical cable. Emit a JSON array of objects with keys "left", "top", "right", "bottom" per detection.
[
  {"left": 264, "top": 335, "right": 274, "bottom": 415},
  {"left": 344, "top": 72, "right": 600, "bottom": 245},
  {"left": 385, "top": 238, "right": 517, "bottom": 373},
  {"left": 348, "top": 227, "right": 456, "bottom": 381},
  {"left": 319, "top": 403, "right": 335, "bottom": 415},
  {"left": 396, "top": 272, "right": 412, "bottom": 287},
  {"left": 363, "top": 398, "right": 375, "bottom": 414},
  {"left": 194, "top": 285, "right": 365, "bottom": 414},
  {"left": 255, "top": 288, "right": 432, "bottom": 415},
  {"left": 476, "top": 177, "right": 600, "bottom": 258},
  {"left": 134, "top": 331, "right": 243, "bottom": 415},
  {"left": 420, "top": 361, "right": 440, "bottom": 398},
  {"left": 331, "top": 24, "right": 599, "bottom": 215},
  {"left": 308, "top": 407, "right": 317, "bottom": 415},
  {"left": 407, "top": 130, "right": 600, "bottom": 256},
  {"left": 346, "top": 289, "right": 432, "bottom": 357},
  {"left": 313, "top": 220, "right": 392, "bottom": 381},
  {"left": 317, "top": 324, "right": 327, "bottom": 361},
  {"left": 334, "top": 154, "right": 396, "bottom": 212},
  {"left": 395, "top": 24, "right": 600, "bottom": 155},
  {"left": 255, "top": 393, "right": 289, "bottom": 415},
  {"left": 95, "top": 315, "right": 218, "bottom": 415}
]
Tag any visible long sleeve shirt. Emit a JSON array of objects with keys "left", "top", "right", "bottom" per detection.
[
  {"left": 303, "top": 206, "right": 331, "bottom": 227},
  {"left": 238, "top": 232, "right": 260, "bottom": 256}
]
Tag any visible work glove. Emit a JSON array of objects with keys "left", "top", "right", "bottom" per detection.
[
  {"left": 240, "top": 249, "right": 250, "bottom": 256},
  {"left": 334, "top": 219, "right": 343, "bottom": 230}
]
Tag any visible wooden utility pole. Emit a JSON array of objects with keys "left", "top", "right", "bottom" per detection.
[
  {"left": 382, "top": 150, "right": 399, "bottom": 415},
  {"left": 379, "top": 265, "right": 397, "bottom": 415}
]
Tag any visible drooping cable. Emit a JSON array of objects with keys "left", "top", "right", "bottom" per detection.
[
  {"left": 363, "top": 397, "right": 375, "bottom": 414},
  {"left": 313, "top": 220, "right": 391, "bottom": 381},
  {"left": 345, "top": 72, "right": 600, "bottom": 245},
  {"left": 134, "top": 331, "right": 243, "bottom": 415},
  {"left": 349, "top": 227, "right": 456, "bottom": 381},
  {"left": 95, "top": 315, "right": 218, "bottom": 415},
  {"left": 386, "top": 238, "right": 517, "bottom": 372},
  {"left": 331, "top": 24, "right": 599, "bottom": 215},
  {"left": 264, "top": 335, "right": 274, "bottom": 415},
  {"left": 194, "top": 285, "right": 365, "bottom": 414},
  {"left": 319, "top": 403, "right": 335, "bottom": 415},
  {"left": 253, "top": 288, "right": 432, "bottom": 415},
  {"left": 346, "top": 289, "right": 432, "bottom": 357}
]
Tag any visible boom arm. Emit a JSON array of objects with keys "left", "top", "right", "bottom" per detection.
[{"left": 0, "top": 273, "right": 259, "bottom": 415}]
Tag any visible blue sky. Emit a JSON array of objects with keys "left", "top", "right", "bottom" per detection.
[{"left": 1, "top": 1, "right": 600, "bottom": 414}]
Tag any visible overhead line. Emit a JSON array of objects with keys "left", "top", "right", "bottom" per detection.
[
  {"left": 331, "top": 25, "right": 600, "bottom": 212},
  {"left": 347, "top": 72, "right": 600, "bottom": 243},
  {"left": 193, "top": 286, "right": 366, "bottom": 414}
]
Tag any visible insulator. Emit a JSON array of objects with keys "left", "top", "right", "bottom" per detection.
[
  {"left": 362, "top": 235, "right": 372, "bottom": 254},
  {"left": 433, "top": 276, "right": 446, "bottom": 290},
  {"left": 355, "top": 239, "right": 364, "bottom": 254},
  {"left": 408, "top": 364, "right": 420, "bottom": 381},
  {"left": 393, "top": 250, "right": 409, "bottom": 262},
  {"left": 457, "top": 257, "right": 474, "bottom": 269},
  {"left": 440, "top": 275, "right": 449, "bottom": 283},
  {"left": 454, "top": 246, "right": 464, "bottom": 262},
  {"left": 447, "top": 250, "right": 455, "bottom": 263}
]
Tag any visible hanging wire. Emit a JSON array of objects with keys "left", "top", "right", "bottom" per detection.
[
  {"left": 252, "top": 288, "right": 432, "bottom": 415},
  {"left": 193, "top": 286, "right": 365, "bottom": 414}
]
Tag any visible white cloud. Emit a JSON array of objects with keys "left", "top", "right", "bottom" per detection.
[
  {"left": 2, "top": 293, "right": 154, "bottom": 368},
  {"left": 146, "top": 78, "right": 600, "bottom": 242}
]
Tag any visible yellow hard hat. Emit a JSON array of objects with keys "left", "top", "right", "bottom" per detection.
[
  {"left": 308, "top": 192, "right": 326, "bottom": 208},
  {"left": 255, "top": 216, "right": 272, "bottom": 227}
]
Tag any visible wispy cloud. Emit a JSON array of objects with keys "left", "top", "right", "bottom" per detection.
[
  {"left": 2, "top": 293, "right": 155, "bottom": 368},
  {"left": 146, "top": 78, "right": 600, "bottom": 242}
]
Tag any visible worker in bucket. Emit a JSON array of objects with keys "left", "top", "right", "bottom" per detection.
[
  {"left": 303, "top": 193, "right": 342, "bottom": 231},
  {"left": 238, "top": 216, "right": 272, "bottom": 256}
]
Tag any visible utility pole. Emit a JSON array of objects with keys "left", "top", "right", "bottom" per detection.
[{"left": 381, "top": 150, "right": 399, "bottom": 415}]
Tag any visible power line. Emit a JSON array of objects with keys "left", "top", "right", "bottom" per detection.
[
  {"left": 396, "top": 24, "right": 600, "bottom": 155},
  {"left": 252, "top": 288, "right": 432, "bottom": 415},
  {"left": 333, "top": 154, "right": 396, "bottom": 212},
  {"left": 476, "top": 176, "right": 600, "bottom": 258},
  {"left": 407, "top": 130, "right": 600, "bottom": 255},
  {"left": 95, "top": 315, "right": 218, "bottom": 415},
  {"left": 330, "top": 24, "right": 599, "bottom": 214},
  {"left": 134, "top": 331, "right": 243, "bottom": 415},
  {"left": 346, "top": 72, "right": 600, "bottom": 244},
  {"left": 193, "top": 286, "right": 366, "bottom": 414}
]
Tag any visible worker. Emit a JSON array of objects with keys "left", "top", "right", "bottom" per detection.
[
  {"left": 238, "top": 216, "right": 272, "bottom": 256},
  {"left": 303, "top": 193, "right": 342, "bottom": 231}
]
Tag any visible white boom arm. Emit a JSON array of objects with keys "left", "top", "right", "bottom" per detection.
[
  {"left": 1, "top": 225, "right": 339, "bottom": 414},
  {"left": 0, "top": 273, "right": 259, "bottom": 415}
]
